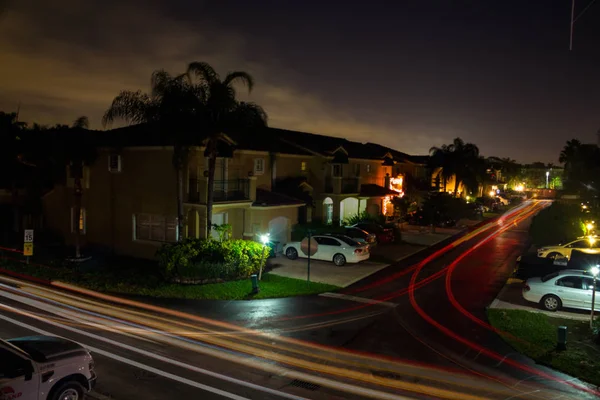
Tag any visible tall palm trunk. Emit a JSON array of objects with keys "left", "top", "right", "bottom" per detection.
[
  {"left": 74, "top": 177, "right": 82, "bottom": 259},
  {"left": 454, "top": 177, "right": 460, "bottom": 197},
  {"left": 205, "top": 140, "right": 218, "bottom": 239}
]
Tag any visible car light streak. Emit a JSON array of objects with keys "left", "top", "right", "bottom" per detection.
[{"left": 407, "top": 203, "right": 599, "bottom": 397}]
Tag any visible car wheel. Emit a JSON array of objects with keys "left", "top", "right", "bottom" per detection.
[
  {"left": 49, "top": 381, "right": 85, "bottom": 400},
  {"left": 541, "top": 294, "right": 561, "bottom": 312},
  {"left": 333, "top": 253, "right": 346, "bottom": 266},
  {"left": 285, "top": 247, "right": 298, "bottom": 260},
  {"left": 546, "top": 252, "right": 562, "bottom": 259}
]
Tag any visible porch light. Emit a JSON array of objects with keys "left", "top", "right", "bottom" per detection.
[{"left": 488, "top": 190, "right": 495, "bottom": 197}]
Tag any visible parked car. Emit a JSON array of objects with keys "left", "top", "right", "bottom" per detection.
[
  {"left": 1, "top": 335, "right": 96, "bottom": 400},
  {"left": 476, "top": 197, "right": 499, "bottom": 212},
  {"left": 352, "top": 223, "right": 395, "bottom": 244},
  {"left": 343, "top": 226, "right": 377, "bottom": 245},
  {"left": 522, "top": 269, "right": 599, "bottom": 311},
  {"left": 283, "top": 234, "right": 370, "bottom": 266},
  {"left": 537, "top": 237, "right": 600, "bottom": 259},
  {"left": 495, "top": 195, "right": 510, "bottom": 206}
]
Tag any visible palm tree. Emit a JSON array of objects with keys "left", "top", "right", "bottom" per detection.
[
  {"left": 186, "top": 62, "right": 268, "bottom": 237},
  {"left": 559, "top": 139, "right": 581, "bottom": 170},
  {"left": 103, "top": 69, "right": 204, "bottom": 240},
  {"left": 428, "top": 144, "right": 454, "bottom": 192},
  {"left": 429, "top": 138, "right": 480, "bottom": 197}
]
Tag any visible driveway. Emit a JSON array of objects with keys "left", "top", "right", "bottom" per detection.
[
  {"left": 489, "top": 279, "right": 592, "bottom": 321},
  {"left": 267, "top": 254, "right": 389, "bottom": 287}
]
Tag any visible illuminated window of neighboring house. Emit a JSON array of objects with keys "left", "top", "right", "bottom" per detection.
[
  {"left": 134, "top": 214, "right": 178, "bottom": 242},
  {"left": 301, "top": 161, "right": 307, "bottom": 171},
  {"left": 70, "top": 208, "right": 86, "bottom": 234},
  {"left": 366, "top": 164, "right": 371, "bottom": 173},
  {"left": 254, "top": 158, "right": 265, "bottom": 175}
]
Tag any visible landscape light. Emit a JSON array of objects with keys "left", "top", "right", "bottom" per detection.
[{"left": 259, "top": 234, "right": 270, "bottom": 245}]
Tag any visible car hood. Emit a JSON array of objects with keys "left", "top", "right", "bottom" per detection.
[{"left": 7, "top": 335, "right": 88, "bottom": 363}]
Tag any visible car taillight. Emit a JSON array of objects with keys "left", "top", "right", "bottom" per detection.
[{"left": 354, "top": 248, "right": 363, "bottom": 254}]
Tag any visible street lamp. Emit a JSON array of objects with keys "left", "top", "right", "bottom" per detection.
[
  {"left": 591, "top": 266, "right": 599, "bottom": 329},
  {"left": 257, "top": 233, "right": 270, "bottom": 281},
  {"left": 546, "top": 171, "right": 550, "bottom": 189}
]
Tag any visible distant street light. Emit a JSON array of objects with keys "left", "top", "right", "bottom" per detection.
[
  {"left": 546, "top": 171, "right": 550, "bottom": 189},
  {"left": 591, "top": 265, "right": 599, "bottom": 329}
]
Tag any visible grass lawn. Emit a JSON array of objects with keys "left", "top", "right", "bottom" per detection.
[
  {"left": 488, "top": 309, "right": 600, "bottom": 386},
  {"left": 0, "top": 257, "right": 339, "bottom": 300}
]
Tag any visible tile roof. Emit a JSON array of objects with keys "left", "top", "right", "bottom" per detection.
[{"left": 359, "top": 184, "right": 398, "bottom": 197}]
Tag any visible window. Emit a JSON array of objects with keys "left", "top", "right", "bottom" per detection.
[
  {"left": 134, "top": 214, "right": 178, "bottom": 242},
  {"left": 70, "top": 208, "right": 86, "bottom": 234},
  {"left": 556, "top": 276, "right": 584, "bottom": 289},
  {"left": 335, "top": 235, "right": 359, "bottom": 246},
  {"left": 254, "top": 158, "right": 265, "bottom": 175},
  {"left": 301, "top": 161, "right": 307, "bottom": 171},
  {"left": 315, "top": 237, "right": 340, "bottom": 246},
  {"left": 332, "top": 164, "right": 342, "bottom": 177},
  {"left": 582, "top": 277, "right": 599, "bottom": 291},
  {"left": 354, "top": 164, "right": 361, "bottom": 177},
  {"left": 108, "top": 154, "right": 122, "bottom": 173},
  {"left": 366, "top": 164, "right": 371, "bottom": 173}
]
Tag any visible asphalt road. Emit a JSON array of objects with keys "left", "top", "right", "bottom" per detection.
[{"left": 1, "top": 200, "right": 597, "bottom": 399}]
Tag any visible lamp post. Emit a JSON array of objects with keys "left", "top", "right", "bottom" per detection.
[
  {"left": 258, "top": 233, "right": 270, "bottom": 281},
  {"left": 545, "top": 171, "right": 550, "bottom": 189},
  {"left": 591, "top": 266, "right": 599, "bottom": 330}
]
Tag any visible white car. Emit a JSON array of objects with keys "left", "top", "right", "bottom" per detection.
[
  {"left": 495, "top": 196, "right": 510, "bottom": 206},
  {"left": 537, "top": 238, "right": 600, "bottom": 259},
  {"left": 1, "top": 335, "right": 96, "bottom": 400},
  {"left": 283, "top": 234, "right": 370, "bottom": 266},
  {"left": 523, "top": 269, "right": 599, "bottom": 311}
]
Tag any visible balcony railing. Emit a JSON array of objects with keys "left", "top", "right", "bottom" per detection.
[
  {"left": 341, "top": 177, "right": 359, "bottom": 193},
  {"left": 188, "top": 178, "right": 250, "bottom": 203}
]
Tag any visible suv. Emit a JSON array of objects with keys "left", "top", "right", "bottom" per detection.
[{"left": 1, "top": 335, "right": 96, "bottom": 400}]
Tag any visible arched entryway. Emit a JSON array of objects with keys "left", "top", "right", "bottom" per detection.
[
  {"left": 323, "top": 197, "right": 333, "bottom": 225},
  {"left": 340, "top": 197, "right": 359, "bottom": 224},
  {"left": 268, "top": 216, "right": 290, "bottom": 254}
]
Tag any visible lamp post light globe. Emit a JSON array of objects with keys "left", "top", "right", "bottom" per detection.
[
  {"left": 591, "top": 266, "right": 599, "bottom": 278},
  {"left": 259, "top": 234, "right": 270, "bottom": 245}
]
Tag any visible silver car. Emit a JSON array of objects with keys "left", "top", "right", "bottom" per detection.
[{"left": 523, "top": 269, "right": 599, "bottom": 311}]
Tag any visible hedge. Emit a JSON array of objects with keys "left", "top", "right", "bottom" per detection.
[
  {"left": 156, "top": 238, "right": 269, "bottom": 282},
  {"left": 529, "top": 202, "right": 585, "bottom": 246}
]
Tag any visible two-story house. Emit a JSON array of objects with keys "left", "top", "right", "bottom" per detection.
[{"left": 41, "top": 125, "right": 425, "bottom": 259}]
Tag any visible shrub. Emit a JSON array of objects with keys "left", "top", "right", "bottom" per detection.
[
  {"left": 343, "top": 211, "right": 384, "bottom": 226},
  {"left": 529, "top": 203, "right": 585, "bottom": 246},
  {"left": 156, "top": 238, "right": 268, "bottom": 282}
]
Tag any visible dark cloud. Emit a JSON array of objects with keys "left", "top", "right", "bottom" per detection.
[{"left": 1, "top": 0, "right": 600, "bottom": 162}]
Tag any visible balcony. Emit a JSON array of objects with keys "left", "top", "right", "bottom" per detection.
[
  {"left": 188, "top": 178, "right": 251, "bottom": 203},
  {"left": 341, "top": 178, "right": 359, "bottom": 193}
]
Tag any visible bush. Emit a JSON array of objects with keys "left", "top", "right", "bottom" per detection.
[
  {"left": 156, "top": 238, "right": 269, "bottom": 282},
  {"left": 529, "top": 203, "right": 585, "bottom": 246},
  {"left": 342, "top": 211, "right": 384, "bottom": 226}
]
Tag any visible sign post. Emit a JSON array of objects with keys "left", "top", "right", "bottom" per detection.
[
  {"left": 300, "top": 230, "right": 318, "bottom": 283},
  {"left": 24, "top": 229, "right": 34, "bottom": 264}
]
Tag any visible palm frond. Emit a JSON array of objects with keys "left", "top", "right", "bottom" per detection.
[
  {"left": 102, "top": 90, "right": 155, "bottom": 128},
  {"left": 223, "top": 71, "right": 255, "bottom": 93},
  {"left": 226, "top": 101, "right": 268, "bottom": 131},
  {"left": 151, "top": 69, "right": 175, "bottom": 97},
  {"left": 187, "top": 61, "right": 219, "bottom": 84}
]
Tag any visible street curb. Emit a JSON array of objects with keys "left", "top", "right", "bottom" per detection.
[
  {"left": 87, "top": 391, "right": 113, "bottom": 400},
  {"left": 0, "top": 266, "right": 52, "bottom": 286}
]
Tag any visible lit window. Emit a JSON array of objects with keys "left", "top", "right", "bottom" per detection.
[
  {"left": 134, "top": 214, "right": 178, "bottom": 242},
  {"left": 301, "top": 161, "right": 307, "bottom": 171},
  {"left": 254, "top": 158, "right": 265, "bottom": 175}
]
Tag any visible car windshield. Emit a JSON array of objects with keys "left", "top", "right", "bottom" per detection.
[
  {"left": 335, "top": 235, "right": 360, "bottom": 247},
  {"left": 541, "top": 272, "right": 560, "bottom": 282}
]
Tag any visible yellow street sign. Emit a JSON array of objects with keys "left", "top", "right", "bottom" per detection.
[{"left": 23, "top": 243, "right": 33, "bottom": 256}]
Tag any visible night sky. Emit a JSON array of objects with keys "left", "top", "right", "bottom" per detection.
[{"left": 1, "top": 0, "right": 599, "bottom": 163}]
